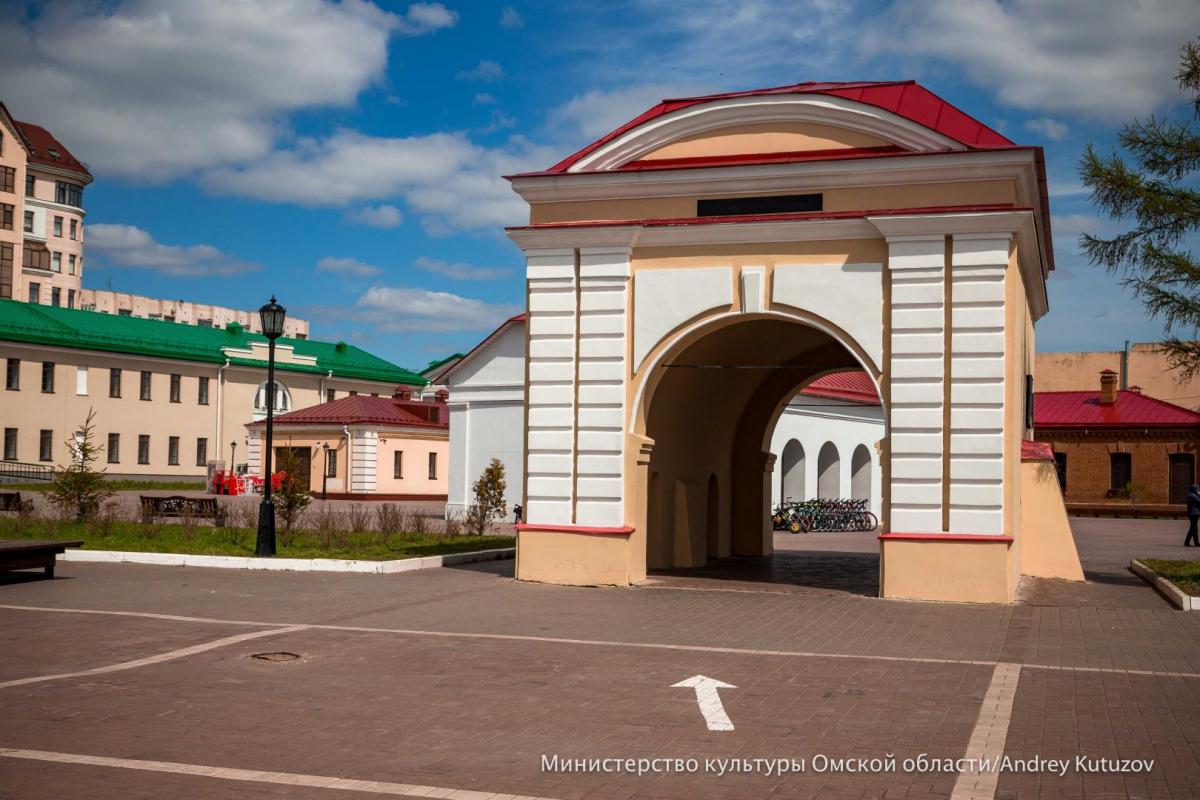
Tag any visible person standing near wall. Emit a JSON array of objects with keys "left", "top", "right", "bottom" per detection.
[{"left": 1186, "top": 484, "right": 1200, "bottom": 547}]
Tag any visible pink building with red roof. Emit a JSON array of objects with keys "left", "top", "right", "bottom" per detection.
[
  {"left": 246, "top": 388, "right": 449, "bottom": 500},
  {"left": 1033, "top": 370, "right": 1200, "bottom": 511}
]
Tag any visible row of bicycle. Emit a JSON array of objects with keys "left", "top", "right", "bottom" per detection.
[{"left": 771, "top": 498, "right": 878, "bottom": 533}]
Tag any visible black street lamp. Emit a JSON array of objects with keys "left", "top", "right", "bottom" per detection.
[
  {"left": 256, "top": 295, "right": 287, "bottom": 557},
  {"left": 321, "top": 442, "right": 330, "bottom": 501}
]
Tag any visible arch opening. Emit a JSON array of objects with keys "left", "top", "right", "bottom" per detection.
[{"left": 639, "top": 313, "right": 886, "bottom": 594}]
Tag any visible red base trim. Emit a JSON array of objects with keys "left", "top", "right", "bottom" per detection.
[
  {"left": 879, "top": 533, "right": 1013, "bottom": 543},
  {"left": 311, "top": 493, "right": 448, "bottom": 502},
  {"left": 516, "top": 523, "right": 635, "bottom": 536}
]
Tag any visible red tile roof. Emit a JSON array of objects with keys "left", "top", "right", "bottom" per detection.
[
  {"left": 542, "top": 80, "right": 1014, "bottom": 175},
  {"left": 251, "top": 395, "right": 448, "bottom": 430},
  {"left": 1034, "top": 391, "right": 1200, "bottom": 429},
  {"left": 801, "top": 370, "right": 880, "bottom": 405},
  {"left": 14, "top": 120, "right": 91, "bottom": 180}
]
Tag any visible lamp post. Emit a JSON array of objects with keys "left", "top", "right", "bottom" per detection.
[
  {"left": 321, "top": 442, "right": 330, "bottom": 501},
  {"left": 255, "top": 296, "right": 287, "bottom": 557}
]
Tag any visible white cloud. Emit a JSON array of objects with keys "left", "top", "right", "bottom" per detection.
[
  {"left": 548, "top": 83, "right": 707, "bottom": 143},
  {"left": 1024, "top": 117, "right": 1069, "bottom": 141},
  {"left": 353, "top": 286, "right": 521, "bottom": 332},
  {"left": 317, "top": 256, "right": 382, "bottom": 277},
  {"left": 474, "top": 92, "right": 498, "bottom": 105},
  {"left": 864, "top": 0, "right": 1200, "bottom": 121},
  {"left": 347, "top": 204, "right": 404, "bottom": 229},
  {"left": 0, "top": 1, "right": 452, "bottom": 181},
  {"left": 414, "top": 256, "right": 512, "bottom": 281},
  {"left": 395, "top": 2, "right": 457, "bottom": 36},
  {"left": 87, "top": 223, "right": 259, "bottom": 277},
  {"left": 203, "top": 129, "right": 555, "bottom": 232},
  {"left": 457, "top": 59, "right": 505, "bottom": 82},
  {"left": 499, "top": 6, "right": 524, "bottom": 29}
]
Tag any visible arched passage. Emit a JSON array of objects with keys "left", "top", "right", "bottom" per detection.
[
  {"left": 780, "top": 440, "right": 805, "bottom": 502},
  {"left": 851, "top": 444, "right": 872, "bottom": 502},
  {"left": 817, "top": 443, "right": 840, "bottom": 498},
  {"left": 637, "top": 313, "right": 885, "bottom": 570}
]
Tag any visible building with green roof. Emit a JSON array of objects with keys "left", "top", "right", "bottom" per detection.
[{"left": 0, "top": 299, "right": 426, "bottom": 479}]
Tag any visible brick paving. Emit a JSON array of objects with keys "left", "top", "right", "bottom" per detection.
[{"left": 0, "top": 517, "right": 1197, "bottom": 798}]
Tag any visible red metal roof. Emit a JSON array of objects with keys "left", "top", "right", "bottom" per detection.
[
  {"left": 1033, "top": 391, "right": 1200, "bottom": 429},
  {"left": 14, "top": 120, "right": 91, "bottom": 180},
  {"left": 544, "top": 80, "right": 1014, "bottom": 175},
  {"left": 801, "top": 370, "right": 880, "bottom": 405},
  {"left": 251, "top": 395, "right": 448, "bottom": 429},
  {"left": 1021, "top": 440, "right": 1054, "bottom": 461}
]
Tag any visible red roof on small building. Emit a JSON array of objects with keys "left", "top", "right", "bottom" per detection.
[
  {"left": 1033, "top": 391, "right": 1200, "bottom": 429},
  {"left": 250, "top": 394, "right": 448, "bottom": 430},
  {"left": 14, "top": 120, "right": 91, "bottom": 180},
  {"left": 1021, "top": 440, "right": 1054, "bottom": 461},
  {"left": 801, "top": 371, "right": 880, "bottom": 405},
  {"left": 543, "top": 80, "right": 1015, "bottom": 175}
]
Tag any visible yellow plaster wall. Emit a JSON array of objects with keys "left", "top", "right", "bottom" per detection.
[
  {"left": 515, "top": 530, "right": 633, "bottom": 586},
  {"left": 637, "top": 122, "right": 892, "bottom": 161},
  {"left": 880, "top": 539, "right": 1013, "bottom": 603},
  {"left": 1019, "top": 460, "right": 1084, "bottom": 581}
]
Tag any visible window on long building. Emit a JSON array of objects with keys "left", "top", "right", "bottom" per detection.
[
  {"left": 1110, "top": 452, "right": 1132, "bottom": 492},
  {"left": 39, "top": 429, "right": 53, "bottom": 462},
  {"left": 107, "top": 433, "right": 120, "bottom": 464},
  {"left": 3, "top": 428, "right": 16, "bottom": 461},
  {"left": 138, "top": 435, "right": 150, "bottom": 465}
]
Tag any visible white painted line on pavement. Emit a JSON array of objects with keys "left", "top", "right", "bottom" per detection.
[
  {"left": 0, "top": 747, "right": 561, "bottom": 800},
  {"left": 949, "top": 662, "right": 1021, "bottom": 800},
  {"left": 3, "top": 603, "right": 1199, "bottom": 679},
  {"left": 0, "top": 626, "right": 308, "bottom": 689}
]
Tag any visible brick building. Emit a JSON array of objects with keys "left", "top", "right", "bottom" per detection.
[{"left": 1034, "top": 370, "right": 1200, "bottom": 511}]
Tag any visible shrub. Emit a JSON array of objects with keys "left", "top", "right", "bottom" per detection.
[
  {"left": 375, "top": 503, "right": 404, "bottom": 544},
  {"left": 47, "top": 409, "right": 115, "bottom": 522},
  {"left": 405, "top": 506, "right": 430, "bottom": 536},
  {"left": 465, "top": 459, "right": 506, "bottom": 535},
  {"left": 345, "top": 503, "right": 372, "bottom": 533},
  {"left": 271, "top": 448, "right": 312, "bottom": 538}
]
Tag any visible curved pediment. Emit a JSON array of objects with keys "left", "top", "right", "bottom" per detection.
[{"left": 548, "top": 82, "right": 1014, "bottom": 175}]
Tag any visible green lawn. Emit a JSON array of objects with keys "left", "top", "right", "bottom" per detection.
[
  {"left": 0, "top": 518, "right": 513, "bottom": 561},
  {"left": 1141, "top": 559, "right": 1200, "bottom": 596},
  {"left": 2, "top": 479, "right": 206, "bottom": 492}
]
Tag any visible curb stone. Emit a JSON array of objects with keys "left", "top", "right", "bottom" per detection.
[{"left": 57, "top": 547, "right": 515, "bottom": 574}]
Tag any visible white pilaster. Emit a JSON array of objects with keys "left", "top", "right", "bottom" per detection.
[
  {"left": 575, "top": 246, "right": 631, "bottom": 527},
  {"left": 525, "top": 248, "right": 577, "bottom": 525},
  {"left": 886, "top": 236, "right": 945, "bottom": 533},
  {"left": 351, "top": 429, "right": 378, "bottom": 493},
  {"left": 949, "top": 234, "right": 1009, "bottom": 534},
  {"left": 246, "top": 431, "right": 262, "bottom": 476}
]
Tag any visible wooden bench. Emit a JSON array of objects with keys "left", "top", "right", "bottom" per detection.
[
  {"left": 0, "top": 492, "right": 30, "bottom": 513},
  {"left": 0, "top": 540, "right": 83, "bottom": 578},
  {"left": 139, "top": 495, "right": 227, "bottom": 526}
]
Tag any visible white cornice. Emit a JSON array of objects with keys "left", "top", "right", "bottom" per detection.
[
  {"left": 511, "top": 149, "right": 1039, "bottom": 204},
  {"left": 569, "top": 94, "right": 964, "bottom": 173},
  {"left": 507, "top": 224, "right": 641, "bottom": 251},
  {"left": 26, "top": 196, "right": 87, "bottom": 218}
]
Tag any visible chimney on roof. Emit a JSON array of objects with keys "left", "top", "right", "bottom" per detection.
[
  {"left": 394, "top": 386, "right": 412, "bottom": 401},
  {"left": 1129, "top": 385, "right": 1143, "bottom": 394},
  {"left": 1099, "top": 369, "right": 1118, "bottom": 405},
  {"left": 435, "top": 388, "right": 449, "bottom": 403}
]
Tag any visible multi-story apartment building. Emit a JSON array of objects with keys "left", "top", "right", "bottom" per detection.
[
  {"left": 0, "top": 300, "right": 425, "bottom": 478},
  {"left": 0, "top": 103, "right": 91, "bottom": 308},
  {"left": 78, "top": 290, "right": 310, "bottom": 339}
]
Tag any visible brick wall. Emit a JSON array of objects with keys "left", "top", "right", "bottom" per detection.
[{"left": 1036, "top": 432, "right": 1200, "bottom": 505}]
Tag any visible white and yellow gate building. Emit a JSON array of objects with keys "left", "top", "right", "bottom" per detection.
[{"left": 505, "top": 81, "right": 1080, "bottom": 603}]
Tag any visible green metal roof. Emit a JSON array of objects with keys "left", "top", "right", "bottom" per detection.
[
  {"left": 421, "top": 352, "right": 465, "bottom": 377},
  {"left": 0, "top": 299, "right": 427, "bottom": 385}
]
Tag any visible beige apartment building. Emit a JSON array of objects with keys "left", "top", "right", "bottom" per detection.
[
  {"left": 0, "top": 300, "right": 426, "bottom": 478},
  {"left": 79, "top": 289, "right": 310, "bottom": 339},
  {"left": 0, "top": 103, "right": 90, "bottom": 308}
]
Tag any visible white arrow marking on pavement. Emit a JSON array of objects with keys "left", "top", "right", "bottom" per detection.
[{"left": 672, "top": 674, "right": 737, "bottom": 731}]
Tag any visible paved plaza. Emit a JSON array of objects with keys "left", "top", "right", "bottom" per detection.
[{"left": 1, "top": 518, "right": 1199, "bottom": 799}]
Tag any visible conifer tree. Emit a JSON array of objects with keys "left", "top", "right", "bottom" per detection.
[{"left": 1081, "top": 39, "right": 1200, "bottom": 375}]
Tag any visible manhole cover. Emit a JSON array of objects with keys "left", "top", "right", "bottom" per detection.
[{"left": 250, "top": 651, "right": 302, "bottom": 662}]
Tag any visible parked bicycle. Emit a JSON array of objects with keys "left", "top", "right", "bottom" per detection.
[{"left": 771, "top": 497, "right": 878, "bottom": 532}]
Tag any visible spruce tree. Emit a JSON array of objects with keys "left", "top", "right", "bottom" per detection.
[
  {"left": 1080, "top": 39, "right": 1200, "bottom": 375},
  {"left": 48, "top": 409, "right": 115, "bottom": 522}
]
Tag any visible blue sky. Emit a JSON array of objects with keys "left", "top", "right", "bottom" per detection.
[{"left": 2, "top": 0, "right": 1198, "bottom": 370}]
